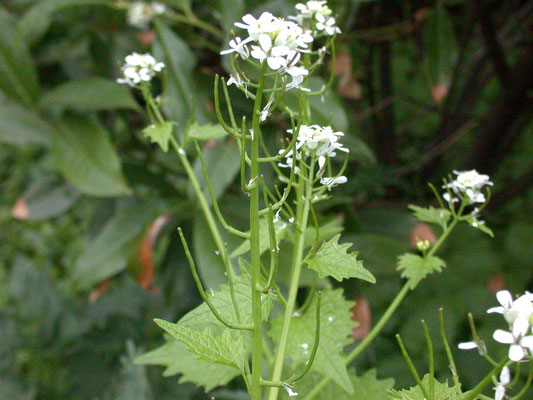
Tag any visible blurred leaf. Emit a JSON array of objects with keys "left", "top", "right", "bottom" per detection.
[
  {"left": 269, "top": 289, "right": 356, "bottom": 394},
  {"left": 189, "top": 140, "right": 241, "bottom": 204},
  {"left": 306, "top": 234, "right": 375, "bottom": 283},
  {"left": 0, "top": 377, "right": 36, "bottom": 400},
  {"left": 293, "top": 369, "right": 394, "bottom": 400},
  {"left": 153, "top": 322, "right": 247, "bottom": 373},
  {"left": 14, "top": 177, "right": 79, "bottom": 220},
  {"left": 72, "top": 203, "right": 160, "bottom": 289},
  {"left": 153, "top": 21, "right": 206, "bottom": 133},
  {"left": 136, "top": 335, "right": 238, "bottom": 392},
  {"left": 505, "top": 221, "right": 533, "bottom": 265},
  {"left": 302, "top": 218, "right": 344, "bottom": 248},
  {"left": 230, "top": 218, "right": 289, "bottom": 258},
  {"left": 50, "top": 116, "right": 132, "bottom": 197},
  {"left": 143, "top": 121, "right": 175, "bottom": 152},
  {"left": 0, "top": 9, "right": 39, "bottom": 106},
  {"left": 397, "top": 253, "right": 446, "bottom": 289},
  {"left": 0, "top": 102, "right": 50, "bottom": 146},
  {"left": 208, "top": 0, "right": 244, "bottom": 33},
  {"left": 343, "top": 134, "right": 377, "bottom": 167},
  {"left": 389, "top": 374, "right": 460, "bottom": 399},
  {"left": 17, "top": 0, "right": 113, "bottom": 45},
  {"left": 115, "top": 341, "right": 153, "bottom": 400},
  {"left": 284, "top": 76, "right": 348, "bottom": 132},
  {"left": 40, "top": 78, "right": 139, "bottom": 112},
  {"left": 187, "top": 122, "right": 228, "bottom": 141},
  {"left": 422, "top": 2, "right": 458, "bottom": 88}
]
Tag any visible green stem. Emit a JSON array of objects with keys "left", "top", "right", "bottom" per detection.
[
  {"left": 250, "top": 61, "right": 268, "bottom": 400},
  {"left": 165, "top": 12, "right": 224, "bottom": 38},
  {"left": 267, "top": 158, "right": 316, "bottom": 400},
  {"left": 169, "top": 137, "right": 227, "bottom": 267},
  {"left": 462, "top": 357, "right": 508, "bottom": 400}
]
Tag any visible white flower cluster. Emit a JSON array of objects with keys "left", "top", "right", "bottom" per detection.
[
  {"left": 221, "top": 12, "right": 313, "bottom": 90},
  {"left": 117, "top": 53, "right": 165, "bottom": 87},
  {"left": 459, "top": 290, "right": 533, "bottom": 399},
  {"left": 443, "top": 170, "right": 493, "bottom": 205},
  {"left": 127, "top": 1, "right": 166, "bottom": 29},
  {"left": 291, "top": 1, "right": 341, "bottom": 36},
  {"left": 459, "top": 290, "right": 533, "bottom": 362},
  {"left": 279, "top": 125, "right": 348, "bottom": 190}
]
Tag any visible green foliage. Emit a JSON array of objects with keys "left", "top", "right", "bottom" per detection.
[
  {"left": 50, "top": 116, "right": 132, "bottom": 197},
  {"left": 0, "top": 102, "right": 51, "bottom": 146},
  {"left": 136, "top": 334, "right": 239, "bottom": 392},
  {"left": 153, "top": 321, "right": 247, "bottom": 373},
  {"left": 269, "top": 289, "right": 357, "bottom": 394},
  {"left": 0, "top": 9, "right": 39, "bottom": 106},
  {"left": 186, "top": 122, "right": 228, "bottom": 141},
  {"left": 292, "top": 369, "right": 394, "bottom": 400},
  {"left": 142, "top": 122, "right": 175, "bottom": 153},
  {"left": 388, "top": 374, "right": 461, "bottom": 400},
  {"left": 408, "top": 205, "right": 450, "bottom": 227},
  {"left": 40, "top": 78, "right": 139, "bottom": 112},
  {"left": 397, "top": 254, "right": 446, "bottom": 290},
  {"left": 305, "top": 234, "right": 375, "bottom": 283},
  {"left": 231, "top": 218, "right": 289, "bottom": 258}
]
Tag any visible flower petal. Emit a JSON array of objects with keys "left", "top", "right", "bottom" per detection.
[
  {"left": 509, "top": 344, "right": 525, "bottom": 361},
  {"left": 493, "top": 330, "right": 514, "bottom": 344},
  {"left": 496, "top": 290, "right": 513, "bottom": 308},
  {"left": 458, "top": 341, "right": 478, "bottom": 350}
]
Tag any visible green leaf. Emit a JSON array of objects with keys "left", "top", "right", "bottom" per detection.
[
  {"left": 40, "top": 78, "right": 139, "bottom": 112},
  {"left": 0, "top": 9, "right": 39, "bottom": 106},
  {"left": 135, "top": 335, "right": 239, "bottom": 392},
  {"left": 49, "top": 116, "right": 132, "bottom": 197},
  {"left": 72, "top": 203, "right": 160, "bottom": 289},
  {"left": 463, "top": 214, "right": 494, "bottom": 238},
  {"left": 189, "top": 140, "right": 241, "bottom": 205},
  {"left": 422, "top": 3, "right": 458, "bottom": 88},
  {"left": 306, "top": 234, "right": 375, "bottom": 283},
  {"left": 153, "top": 22, "right": 206, "bottom": 133},
  {"left": 269, "top": 289, "right": 357, "bottom": 394},
  {"left": 292, "top": 369, "right": 394, "bottom": 400},
  {"left": 178, "top": 270, "right": 273, "bottom": 331},
  {"left": 143, "top": 122, "right": 175, "bottom": 152},
  {"left": 187, "top": 121, "right": 228, "bottom": 141},
  {"left": 397, "top": 254, "right": 446, "bottom": 290},
  {"left": 17, "top": 0, "right": 113, "bottom": 45},
  {"left": 153, "top": 321, "right": 247, "bottom": 373},
  {"left": 230, "top": 218, "right": 289, "bottom": 259},
  {"left": 408, "top": 205, "right": 450, "bottom": 226},
  {"left": 0, "top": 102, "right": 50, "bottom": 146},
  {"left": 388, "top": 374, "right": 460, "bottom": 400},
  {"left": 115, "top": 341, "right": 153, "bottom": 400},
  {"left": 301, "top": 218, "right": 344, "bottom": 248}
]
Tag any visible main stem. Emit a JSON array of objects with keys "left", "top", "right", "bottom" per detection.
[
  {"left": 250, "top": 62, "right": 268, "bottom": 400},
  {"left": 267, "top": 158, "right": 315, "bottom": 400}
]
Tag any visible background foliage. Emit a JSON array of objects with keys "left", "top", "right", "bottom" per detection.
[{"left": 0, "top": 0, "right": 532, "bottom": 399}]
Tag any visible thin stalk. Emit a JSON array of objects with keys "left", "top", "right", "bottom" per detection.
[
  {"left": 439, "top": 309, "right": 463, "bottom": 394},
  {"left": 267, "top": 158, "right": 316, "bottom": 400},
  {"left": 396, "top": 334, "right": 431, "bottom": 400},
  {"left": 249, "top": 61, "right": 268, "bottom": 400},
  {"left": 462, "top": 357, "right": 509, "bottom": 400},
  {"left": 421, "top": 320, "right": 435, "bottom": 399},
  {"left": 169, "top": 137, "right": 227, "bottom": 259}
]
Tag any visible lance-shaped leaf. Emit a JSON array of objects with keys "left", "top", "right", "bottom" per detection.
[
  {"left": 408, "top": 205, "right": 450, "bottom": 227},
  {"left": 187, "top": 122, "right": 228, "bottom": 141},
  {"left": 178, "top": 270, "right": 272, "bottom": 332},
  {"left": 389, "top": 374, "right": 460, "bottom": 400},
  {"left": 136, "top": 334, "right": 239, "bottom": 392},
  {"left": 397, "top": 254, "right": 446, "bottom": 290},
  {"left": 305, "top": 234, "right": 375, "bottom": 283},
  {"left": 142, "top": 122, "right": 175, "bottom": 153},
  {"left": 153, "top": 321, "right": 247, "bottom": 374},
  {"left": 291, "top": 369, "right": 394, "bottom": 400},
  {"left": 269, "top": 289, "right": 357, "bottom": 394}
]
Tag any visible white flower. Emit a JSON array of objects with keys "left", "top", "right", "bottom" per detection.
[
  {"left": 458, "top": 341, "right": 478, "bottom": 350},
  {"left": 226, "top": 73, "right": 246, "bottom": 88},
  {"left": 494, "top": 366, "right": 511, "bottom": 400},
  {"left": 493, "top": 317, "right": 533, "bottom": 361},
  {"left": 117, "top": 52, "right": 164, "bottom": 87},
  {"left": 235, "top": 12, "right": 279, "bottom": 41},
  {"left": 321, "top": 176, "right": 347, "bottom": 190},
  {"left": 488, "top": 290, "right": 533, "bottom": 325},
  {"left": 282, "top": 383, "right": 298, "bottom": 397},
  {"left": 443, "top": 170, "right": 493, "bottom": 205},
  {"left": 127, "top": 2, "right": 166, "bottom": 29},
  {"left": 292, "top": 1, "right": 341, "bottom": 36},
  {"left": 220, "top": 36, "right": 252, "bottom": 59}
]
